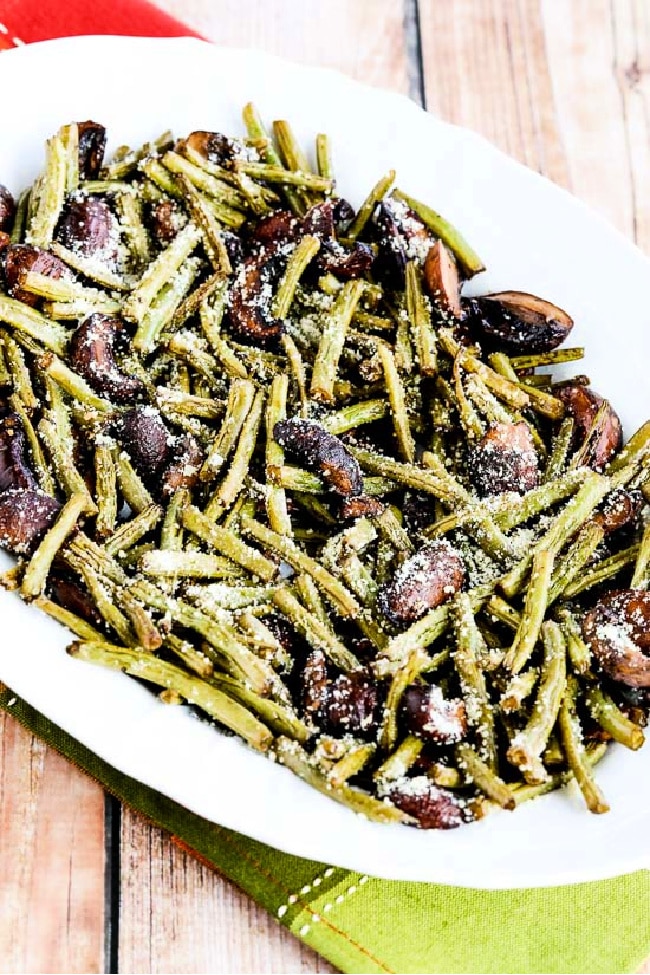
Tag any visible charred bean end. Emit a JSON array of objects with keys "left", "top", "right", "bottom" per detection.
[
  {"left": 402, "top": 683, "right": 468, "bottom": 744},
  {"left": 469, "top": 421, "right": 540, "bottom": 496},
  {"left": 273, "top": 418, "right": 363, "bottom": 497},
  {"left": 69, "top": 314, "right": 147, "bottom": 404},
  {"left": 378, "top": 539, "right": 465, "bottom": 624},
  {"left": 0, "top": 489, "right": 61, "bottom": 555},
  {"left": 582, "top": 589, "right": 650, "bottom": 688}
]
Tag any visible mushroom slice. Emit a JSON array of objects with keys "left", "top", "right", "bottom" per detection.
[
  {"left": 69, "top": 314, "right": 146, "bottom": 405},
  {"left": 77, "top": 121, "right": 107, "bottom": 179},
  {"left": 3, "top": 243, "right": 70, "bottom": 307},
  {"left": 249, "top": 210, "right": 300, "bottom": 249},
  {"left": 302, "top": 648, "right": 329, "bottom": 717},
  {"left": 469, "top": 421, "right": 540, "bottom": 496},
  {"left": 321, "top": 672, "right": 380, "bottom": 737},
  {"left": 0, "top": 413, "right": 38, "bottom": 492},
  {"left": 147, "top": 198, "right": 188, "bottom": 247},
  {"left": 423, "top": 240, "right": 462, "bottom": 317},
  {"left": 0, "top": 489, "right": 61, "bottom": 555},
  {"left": 161, "top": 433, "right": 204, "bottom": 497},
  {"left": 554, "top": 383, "right": 622, "bottom": 470},
  {"left": 118, "top": 406, "right": 172, "bottom": 480},
  {"left": 387, "top": 777, "right": 469, "bottom": 829},
  {"left": 594, "top": 488, "right": 643, "bottom": 535},
  {"left": 582, "top": 589, "right": 650, "bottom": 687},
  {"left": 372, "top": 197, "right": 432, "bottom": 287},
  {"left": 55, "top": 197, "right": 119, "bottom": 263},
  {"left": 470, "top": 291, "right": 574, "bottom": 353},
  {"left": 402, "top": 684, "right": 468, "bottom": 744},
  {"left": 339, "top": 495, "right": 385, "bottom": 520},
  {"left": 227, "top": 249, "right": 286, "bottom": 344},
  {"left": 0, "top": 184, "right": 15, "bottom": 234},
  {"left": 377, "top": 539, "right": 465, "bottom": 625},
  {"left": 273, "top": 418, "right": 363, "bottom": 497},
  {"left": 184, "top": 130, "right": 247, "bottom": 167}
]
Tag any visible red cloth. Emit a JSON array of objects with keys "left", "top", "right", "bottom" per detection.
[{"left": 0, "top": 0, "right": 200, "bottom": 48}]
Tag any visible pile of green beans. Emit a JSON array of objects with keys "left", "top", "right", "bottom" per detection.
[{"left": 0, "top": 108, "right": 647, "bottom": 830}]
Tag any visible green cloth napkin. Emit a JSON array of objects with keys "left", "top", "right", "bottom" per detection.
[{"left": 1, "top": 684, "right": 648, "bottom": 974}]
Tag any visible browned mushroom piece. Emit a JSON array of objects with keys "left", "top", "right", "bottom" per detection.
[
  {"left": 118, "top": 406, "right": 172, "bottom": 480},
  {"left": 249, "top": 210, "right": 300, "bottom": 250},
  {"left": 377, "top": 539, "right": 465, "bottom": 625},
  {"left": 160, "top": 433, "right": 204, "bottom": 497},
  {"left": 147, "top": 198, "right": 188, "bottom": 248},
  {"left": 372, "top": 197, "right": 432, "bottom": 287},
  {"left": 184, "top": 130, "right": 246, "bottom": 168},
  {"left": 0, "top": 489, "right": 61, "bottom": 555},
  {"left": 273, "top": 418, "right": 363, "bottom": 497},
  {"left": 0, "top": 414, "right": 39, "bottom": 492},
  {"left": 554, "top": 383, "right": 622, "bottom": 469},
  {"left": 321, "top": 672, "right": 380, "bottom": 736},
  {"left": 77, "top": 121, "right": 107, "bottom": 179},
  {"left": 423, "top": 240, "right": 462, "bottom": 318},
  {"left": 319, "top": 240, "right": 374, "bottom": 280},
  {"left": 0, "top": 231, "right": 10, "bottom": 253},
  {"left": 387, "top": 777, "right": 469, "bottom": 829},
  {"left": 69, "top": 314, "right": 147, "bottom": 405},
  {"left": 469, "top": 421, "right": 540, "bottom": 496},
  {"left": 3, "top": 243, "right": 70, "bottom": 306},
  {"left": 402, "top": 684, "right": 468, "bottom": 744},
  {"left": 468, "top": 291, "right": 574, "bottom": 353},
  {"left": 0, "top": 184, "right": 15, "bottom": 234},
  {"left": 302, "top": 200, "right": 336, "bottom": 239},
  {"left": 582, "top": 590, "right": 650, "bottom": 687},
  {"left": 55, "top": 196, "right": 119, "bottom": 263},
  {"left": 227, "top": 247, "right": 287, "bottom": 344},
  {"left": 302, "top": 648, "right": 329, "bottom": 717},
  {"left": 48, "top": 573, "right": 104, "bottom": 628},
  {"left": 593, "top": 488, "right": 644, "bottom": 535},
  {"left": 339, "top": 494, "right": 385, "bottom": 520}
]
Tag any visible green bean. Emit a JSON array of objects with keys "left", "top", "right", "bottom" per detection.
[
  {"left": 316, "top": 133, "right": 333, "bottom": 180},
  {"left": 547, "top": 521, "right": 604, "bottom": 604},
  {"left": 505, "top": 547, "right": 554, "bottom": 673},
  {"left": 511, "top": 348, "right": 585, "bottom": 370},
  {"left": 558, "top": 679, "right": 609, "bottom": 814},
  {"left": 67, "top": 555, "right": 134, "bottom": 646},
  {"left": 3, "top": 332, "right": 37, "bottom": 409},
  {"left": 21, "top": 493, "right": 87, "bottom": 599},
  {"left": 34, "top": 595, "right": 105, "bottom": 642},
  {"left": 561, "top": 542, "right": 639, "bottom": 598},
  {"left": 381, "top": 649, "right": 428, "bottom": 751},
  {"left": 507, "top": 620, "right": 566, "bottom": 781},
  {"left": 205, "top": 388, "right": 265, "bottom": 520},
  {"left": 500, "top": 668, "right": 539, "bottom": 713},
  {"left": 28, "top": 133, "right": 67, "bottom": 247},
  {"left": 552, "top": 606, "right": 592, "bottom": 675},
  {"left": 350, "top": 445, "right": 468, "bottom": 504},
  {"left": 94, "top": 438, "right": 119, "bottom": 539},
  {"left": 140, "top": 157, "right": 182, "bottom": 198},
  {"left": 275, "top": 737, "right": 410, "bottom": 824},
  {"left": 439, "top": 329, "right": 530, "bottom": 410},
  {"left": 631, "top": 519, "right": 650, "bottom": 589},
  {"left": 0, "top": 294, "right": 68, "bottom": 355},
  {"left": 373, "top": 736, "right": 423, "bottom": 785},
  {"left": 49, "top": 242, "right": 129, "bottom": 292},
  {"left": 162, "top": 150, "right": 245, "bottom": 210},
  {"left": 181, "top": 505, "right": 278, "bottom": 582},
  {"left": 329, "top": 742, "right": 377, "bottom": 788},
  {"left": 238, "top": 161, "right": 333, "bottom": 193},
  {"left": 273, "top": 236, "right": 321, "bottom": 319},
  {"left": 164, "top": 633, "right": 214, "bottom": 679},
  {"left": 585, "top": 685, "right": 645, "bottom": 751},
  {"left": 237, "top": 612, "right": 292, "bottom": 671},
  {"left": 273, "top": 119, "right": 314, "bottom": 192},
  {"left": 377, "top": 341, "right": 415, "bottom": 462},
  {"left": 38, "top": 417, "right": 97, "bottom": 514},
  {"left": 457, "top": 742, "right": 515, "bottom": 809},
  {"left": 394, "top": 307, "right": 414, "bottom": 374},
  {"left": 115, "top": 451, "right": 154, "bottom": 513},
  {"left": 484, "top": 594, "right": 521, "bottom": 631},
  {"left": 281, "top": 334, "right": 308, "bottom": 412},
  {"left": 321, "top": 398, "right": 388, "bottom": 435},
  {"left": 452, "top": 592, "right": 496, "bottom": 768},
  {"left": 373, "top": 505, "right": 414, "bottom": 559},
  {"left": 126, "top": 223, "right": 201, "bottom": 335},
  {"left": 265, "top": 373, "right": 293, "bottom": 537},
  {"left": 9, "top": 394, "right": 55, "bottom": 495},
  {"left": 406, "top": 261, "right": 436, "bottom": 376},
  {"left": 116, "top": 189, "right": 151, "bottom": 267},
  {"left": 19, "top": 271, "right": 122, "bottom": 314},
  {"left": 177, "top": 175, "right": 234, "bottom": 273},
  {"left": 136, "top": 259, "right": 202, "bottom": 353},
  {"left": 311, "top": 279, "right": 364, "bottom": 403},
  {"left": 392, "top": 189, "right": 484, "bottom": 276},
  {"left": 38, "top": 352, "right": 113, "bottom": 411},
  {"left": 271, "top": 585, "right": 360, "bottom": 671},
  {"left": 102, "top": 504, "right": 163, "bottom": 559},
  {"left": 11, "top": 190, "right": 29, "bottom": 243},
  {"left": 201, "top": 379, "right": 256, "bottom": 481},
  {"left": 241, "top": 103, "right": 306, "bottom": 214},
  {"left": 69, "top": 640, "right": 273, "bottom": 751},
  {"left": 212, "top": 673, "right": 310, "bottom": 743},
  {"left": 607, "top": 419, "right": 650, "bottom": 474}
]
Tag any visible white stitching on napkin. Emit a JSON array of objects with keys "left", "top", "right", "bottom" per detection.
[{"left": 0, "top": 22, "right": 25, "bottom": 46}]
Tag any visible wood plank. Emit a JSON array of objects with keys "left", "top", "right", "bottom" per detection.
[
  {"left": 115, "top": 5, "right": 409, "bottom": 972},
  {"left": 0, "top": 711, "right": 105, "bottom": 975},
  {"left": 119, "top": 808, "right": 335, "bottom": 974}
]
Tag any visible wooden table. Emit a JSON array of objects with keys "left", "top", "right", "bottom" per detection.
[{"left": 1, "top": 2, "right": 649, "bottom": 971}]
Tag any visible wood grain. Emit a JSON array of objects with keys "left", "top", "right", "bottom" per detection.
[{"left": 0, "top": 712, "right": 105, "bottom": 974}]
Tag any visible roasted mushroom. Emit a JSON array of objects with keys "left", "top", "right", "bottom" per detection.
[
  {"left": 273, "top": 418, "right": 363, "bottom": 497},
  {"left": 184, "top": 130, "right": 247, "bottom": 167},
  {"left": 554, "top": 383, "right": 622, "bottom": 469},
  {"left": 378, "top": 539, "right": 465, "bottom": 625},
  {"left": 321, "top": 672, "right": 380, "bottom": 736},
  {"left": 48, "top": 573, "right": 104, "bottom": 629},
  {"left": 0, "top": 413, "right": 38, "bottom": 492},
  {"left": 55, "top": 196, "right": 119, "bottom": 263},
  {"left": 423, "top": 240, "right": 462, "bottom": 318},
  {"left": 402, "top": 684, "right": 468, "bottom": 744},
  {"left": 582, "top": 590, "right": 650, "bottom": 687},
  {"left": 372, "top": 197, "right": 432, "bottom": 287},
  {"left": 467, "top": 291, "right": 574, "bottom": 353},
  {"left": 303, "top": 201, "right": 373, "bottom": 279},
  {"left": 117, "top": 406, "right": 172, "bottom": 480},
  {"left": 0, "top": 184, "right": 15, "bottom": 234},
  {"left": 0, "top": 489, "right": 61, "bottom": 555},
  {"left": 227, "top": 249, "right": 286, "bottom": 344},
  {"left": 593, "top": 488, "right": 643, "bottom": 536},
  {"left": 469, "top": 421, "right": 540, "bottom": 496},
  {"left": 69, "top": 314, "right": 147, "bottom": 404},
  {"left": 160, "top": 433, "right": 204, "bottom": 497},
  {"left": 302, "top": 648, "right": 329, "bottom": 717},
  {"left": 77, "top": 121, "right": 107, "bottom": 179},
  {"left": 147, "top": 198, "right": 188, "bottom": 248},
  {"left": 3, "top": 243, "right": 70, "bottom": 307},
  {"left": 387, "top": 777, "right": 469, "bottom": 829},
  {"left": 339, "top": 494, "right": 385, "bottom": 520},
  {"left": 249, "top": 210, "right": 300, "bottom": 249}
]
